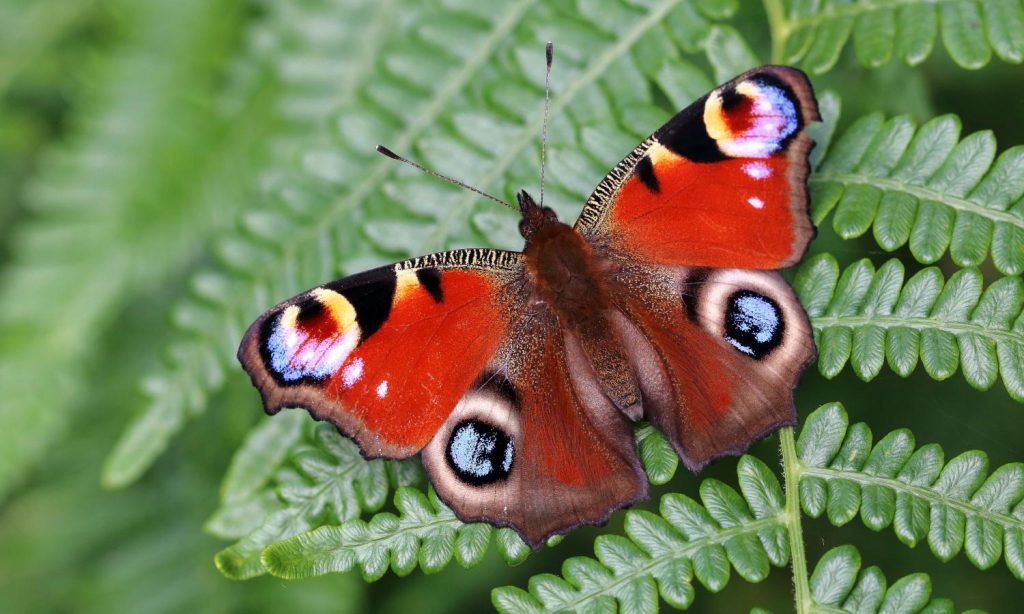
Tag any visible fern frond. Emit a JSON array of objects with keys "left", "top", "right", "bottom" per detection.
[
  {"left": 795, "top": 254, "right": 1024, "bottom": 401},
  {"left": 797, "top": 403, "right": 1024, "bottom": 578},
  {"left": 212, "top": 422, "right": 419, "bottom": 579},
  {"left": 261, "top": 487, "right": 529, "bottom": 581},
  {"left": 120, "top": 0, "right": 741, "bottom": 485},
  {"left": 774, "top": 0, "right": 1024, "bottom": 73},
  {"left": 810, "top": 112, "right": 1024, "bottom": 274},
  {"left": 102, "top": 0, "right": 403, "bottom": 487},
  {"left": 0, "top": 0, "right": 99, "bottom": 98},
  {"left": 0, "top": 0, "right": 250, "bottom": 500},
  {"left": 491, "top": 457, "right": 789, "bottom": 613},
  {"left": 807, "top": 544, "right": 968, "bottom": 613}
]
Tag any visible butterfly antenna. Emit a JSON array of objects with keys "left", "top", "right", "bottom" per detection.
[
  {"left": 539, "top": 41, "right": 553, "bottom": 207},
  {"left": 375, "top": 145, "right": 515, "bottom": 210}
]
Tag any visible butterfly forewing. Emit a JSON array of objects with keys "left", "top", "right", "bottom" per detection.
[
  {"left": 576, "top": 65, "right": 819, "bottom": 269},
  {"left": 237, "top": 249, "right": 525, "bottom": 458}
]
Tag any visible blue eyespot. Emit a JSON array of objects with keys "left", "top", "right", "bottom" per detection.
[
  {"left": 724, "top": 291, "right": 784, "bottom": 359},
  {"left": 445, "top": 419, "right": 514, "bottom": 485}
]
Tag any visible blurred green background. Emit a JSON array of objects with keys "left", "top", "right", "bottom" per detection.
[{"left": 1, "top": 0, "right": 1022, "bottom": 612}]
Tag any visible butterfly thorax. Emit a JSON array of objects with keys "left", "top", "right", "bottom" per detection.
[{"left": 519, "top": 191, "right": 642, "bottom": 415}]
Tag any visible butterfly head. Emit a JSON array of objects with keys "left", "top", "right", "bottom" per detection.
[{"left": 517, "top": 190, "right": 559, "bottom": 241}]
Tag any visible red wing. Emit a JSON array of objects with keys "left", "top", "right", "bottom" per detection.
[
  {"left": 609, "top": 263, "right": 815, "bottom": 470},
  {"left": 575, "top": 66, "right": 819, "bottom": 269},
  {"left": 237, "top": 249, "right": 525, "bottom": 458},
  {"left": 420, "top": 307, "right": 648, "bottom": 548}
]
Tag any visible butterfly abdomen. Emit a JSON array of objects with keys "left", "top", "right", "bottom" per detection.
[{"left": 522, "top": 221, "right": 641, "bottom": 413}]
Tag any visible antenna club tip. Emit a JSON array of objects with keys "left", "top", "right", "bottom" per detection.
[
  {"left": 545, "top": 41, "right": 553, "bottom": 64},
  {"left": 376, "top": 145, "right": 400, "bottom": 160}
]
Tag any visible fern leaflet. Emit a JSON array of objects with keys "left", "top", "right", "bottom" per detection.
[
  {"left": 805, "top": 545, "right": 964, "bottom": 613},
  {"left": 810, "top": 112, "right": 1024, "bottom": 274},
  {"left": 262, "top": 487, "right": 530, "bottom": 581},
  {"left": 797, "top": 403, "right": 1024, "bottom": 578},
  {"left": 769, "top": 0, "right": 1024, "bottom": 72},
  {"left": 795, "top": 254, "right": 1024, "bottom": 401},
  {"left": 212, "top": 422, "right": 420, "bottom": 579}
]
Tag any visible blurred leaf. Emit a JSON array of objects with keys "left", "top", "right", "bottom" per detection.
[
  {"left": 777, "top": 0, "right": 1024, "bottom": 72},
  {"left": 0, "top": 0, "right": 251, "bottom": 500}
]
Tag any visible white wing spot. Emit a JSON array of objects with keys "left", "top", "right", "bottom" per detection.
[
  {"left": 376, "top": 380, "right": 389, "bottom": 399},
  {"left": 342, "top": 357, "right": 364, "bottom": 388},
  {"left": 747, "top": 196, "right": 765, "bottom": 209},
  {"left": 743, "top": 161, "right": 771, "bottom": 180}
]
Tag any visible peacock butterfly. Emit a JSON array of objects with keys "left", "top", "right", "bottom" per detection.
[{"left": 237, "top": 50, "right": 819, "bottom": 548}]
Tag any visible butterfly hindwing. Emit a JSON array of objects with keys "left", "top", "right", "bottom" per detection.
[
  {"left": 608, "top": 263, "right": 815, "bottom": 470},
  {"left": 576, "top": 65, "right": 819, "bottom": 269},
  {"left": 238, "top": 249, "right": 525, "bottom": 458},
  {"left": 420, "top": 307, "right": 648, "bottom": 548}
]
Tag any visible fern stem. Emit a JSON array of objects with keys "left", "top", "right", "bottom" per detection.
[
  {"left": 761, "top": 0, "right": 790, "bottom": 64},
  {"left": 801, "top": 466, "right": 1024, "bottom": 531},
  {"left": 780, "top": 427, "right": 812, "bottom": 614},
  {"left": 810, "top": 314, "right": 1024, "bottom": 345}
]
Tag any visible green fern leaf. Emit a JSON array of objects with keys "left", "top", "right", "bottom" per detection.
[
  {"left": 777, "top": 0, "right": 1024, "bottom": 73},
  {"left": 101, "top": 0, "right": 410, "bottom": 488},
  {"left": 253, "top": 421, "right": 685, "bottom": 582},
  {"left": 810, "top": 113, "right": 1024, "bottom": 273},
  {"left": 213, "top": 422, "right": 415, "bottom": 579},
  {"left": 796, "top": 254, "right": 1024, "bottom": 400},
  {"left": 808, "top": 544, "right": 970, "bottom": 613},
  {"left": 0, "top": 0, "right": 255, "bottom": 501},
  {"left": 636, "top": 424, "right": 680, "bottom": 485},
  {"left": 491, "top": 457, "right": 788, "bottom": 613},
  {"left": 797, "top": 403, "right": 1024, "bottom": 578},
  {"left": 262, "top": 487, "right": 529, "bottom": 581}
]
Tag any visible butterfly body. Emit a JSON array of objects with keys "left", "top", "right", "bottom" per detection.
[
  {"left": 518, "top": 191, "right": 642, "bottom": 412},
  {"left": 239, "top": 66, "right": 820, "bottom": 547}
]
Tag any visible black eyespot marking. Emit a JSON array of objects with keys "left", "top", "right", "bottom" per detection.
[
  {"left": 654, "top": 92, "right": 728, "bottom": 164},
  {"left": 718, "top": 83, "right": 745, "bottom": 111},
  {"left": 445, "top": 419, "right": 514, "bottom": 485},
  {"left": 416, "top": 267, "right": 443, "bottom": 303},
  {"left": 724, "top": 290, "right": 784, "bottom": 359},
  {"left": 295, "top": 295, "right": 324, "bottom": 321},
  {"left": 635, "top": 155, "right": 659, "bottom": 193},
  {"left": 324, "top": 268, "right": 397, "bottom": 341}
]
